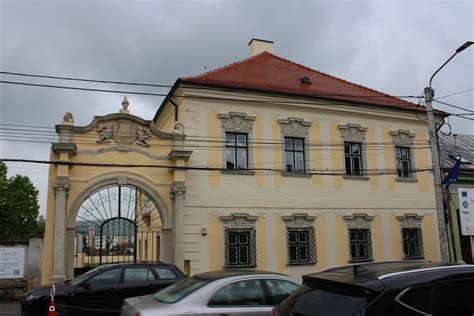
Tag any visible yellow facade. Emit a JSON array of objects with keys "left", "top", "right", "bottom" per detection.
[{"left": 42, "top": 83, "right": 441, "bottom": 284}]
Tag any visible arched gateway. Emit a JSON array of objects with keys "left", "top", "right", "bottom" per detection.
[{"left": 42, "top": 99, "right": 191, "bottom": 284}]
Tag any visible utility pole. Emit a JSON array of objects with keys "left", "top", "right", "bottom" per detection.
[
  {"left": 424, "top": 87, "right": 449, "bottom": 262},
  {"left": 425, "top": 41, "right": 473, "bottom": 262}
]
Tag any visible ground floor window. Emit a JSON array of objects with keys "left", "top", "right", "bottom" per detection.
[
  {"left": 402, "top": 228, "right": 424, "bottom": 259},
  {"left": 225, "top": 229, "right": 256, "bottom": 268},
  {"left": 287, "top": 228, "right": 316, "bottom": 265},
  {"left": 348, "top": 228, "right": 372, "bottom": 262}
]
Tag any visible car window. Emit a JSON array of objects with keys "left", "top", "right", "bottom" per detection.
[
  {"left": 123, "top": 268, "right": 156, "bottom": 283},
  {"left": 154, "top": 267, "right": 177, "bottom": 279},
  {"left": 87, "top": 268, "right": 121, "bottom": 287},
  {"left": 264, "top": 279, "right": 299, "bottom": 305},
  {"left": 153, "top": 277, "right": 209, "bottom": 303},
  {"left": 278, "top": 283, "right": 369, "bottom": 315},
  {"left": 395, "top": 285, "right": 432, "bottom": 315},
  {"left": 428, "top": 278, "right": 474, "bottom": 315},
  {"left": 208, "top": 280, "right": 266, "bottom": 307}
]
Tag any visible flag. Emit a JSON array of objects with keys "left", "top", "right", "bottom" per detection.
[
  {"left": 48, "top": 284, "right": 56, "bottom": 316},
  {"left": 442, "top": 157, "right": 462, "bottom": 187}
]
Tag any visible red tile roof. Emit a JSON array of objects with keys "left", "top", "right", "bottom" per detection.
[{"left": 181, "top": 51, "right": 426, "bottom": 112}]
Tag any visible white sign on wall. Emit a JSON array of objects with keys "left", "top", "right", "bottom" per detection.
[
  {"left": 459, "top": 188, "right": 474, "bottom": 236},
  {"left": 0, "top": 247, "right": 25, "bottom": 279}
]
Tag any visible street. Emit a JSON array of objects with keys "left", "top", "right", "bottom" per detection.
[{"left": 0, "top": 302, "right": 21, "bottom": 316}]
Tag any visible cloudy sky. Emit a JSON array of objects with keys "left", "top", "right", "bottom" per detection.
[{"left": 1, "top": 0, "right": 473, "bottom": 215}]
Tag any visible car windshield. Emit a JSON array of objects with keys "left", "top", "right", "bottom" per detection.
[
  {"left": 278, "top": 283, "right": 371, "bottom": 315},
  {"left": 69, "top": 266, "right": 106, "bottom": 286},
  {"left": 153, "top": 277, "right": 209, "bottom": 304}
]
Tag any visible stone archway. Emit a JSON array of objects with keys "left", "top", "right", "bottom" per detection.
[
  {"left": 64, "top": 175, "right": 173, "bottom": 279},
  {"left": 42, "top": 102, "right": 191, "bottom": 284}
]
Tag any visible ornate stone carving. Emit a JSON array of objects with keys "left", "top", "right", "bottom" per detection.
[
  {"left": 278, "top": 118, "right": 312, "bottom": 137},
  {"left": 136, "top": 126, "right": 151, "bottom": 146},
  {"left": 120, "top": 96, "right": 130, "bottom": 114},
  {"left": 396, "top": 213, "right": 423, "bottom": 228},
  {"left": 218, "top": 112, "right": 255, "bottom": 132},
  {"left": 281, "top": 213, "right": 315, "bottom": 228},
  {"left": 96, "top": 119, "right": 153, "bottom": 146},
  {"left": 343, "top": 213, "right": 374, "bottom": 229},
  {"left": 62, "top": 112, "right": 74, "bottom": 125},
  {"left": 338, "top": 123, "right": 368, "bottom": 142},
  {"left": 220, "top": 213, "right": 259, "bottom": 229},
  {"left": 389, "top": 129, "right": 415, "bottom": 145},
  {"left": 171, "top": 182, "right": 187, "bottom": 196},
  {"left": 53, "top": 181, "right": 70, "bottom": 192},
  {"left": 97, "top": 124, "right": 113, "bottom": 143}
]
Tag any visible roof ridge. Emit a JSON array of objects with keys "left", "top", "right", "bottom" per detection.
[
  {"left": 265, "top": 52, "right": 417, "bottom": 107},
  {"left": 181, "top": 51, "right": 270, "bottom": 80}
]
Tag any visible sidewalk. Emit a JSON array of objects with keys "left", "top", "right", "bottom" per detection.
[{"left": 0, "top": 302, "right": 21, "bottom": 316}]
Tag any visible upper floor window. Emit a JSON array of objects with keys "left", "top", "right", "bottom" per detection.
[
  {"left": 285, "top": 137, "right": 305, "bottom": 173},
  {"left": 344, "top": 142, "right": 363, "bottom": 176},
  {"left": 396, "top": 147, "right": 412, "bottom": 178},
  {"left": 225, "top": 132, "right": 248, "bottom": 170}
]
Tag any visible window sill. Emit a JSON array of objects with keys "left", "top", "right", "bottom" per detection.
[
  {"left": 343, "top": 175, "right": 370, "bottom": 181},
  {"left": 348, "top": 259, "right": 374, "bottom": 263},
  {"left": 403, "top": 256, "right": 425, "bottom": 260},
  {"left": 395, "top": 178, "right": 418, "bottom": 183},
  {"left": 220, "top": 169, "right": 256, "bottom": 176},
  {"left": 287, "top": 261, "right": 317, "bottom": 266},
  {"left": 281, "top": 172, "right": 312, "bottom": 178}
]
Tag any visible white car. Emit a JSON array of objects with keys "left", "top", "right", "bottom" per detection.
[{"left": 121, "top": 270, "right": 299, "bottom": 316}]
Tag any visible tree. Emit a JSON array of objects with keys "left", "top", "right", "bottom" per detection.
[{"left": 0, "top": 162, "right": 40, "bottom": 240}]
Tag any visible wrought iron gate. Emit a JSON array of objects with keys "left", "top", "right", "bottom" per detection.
[{"left": 74, "top": 185, "right": 162, "bottom": 273}]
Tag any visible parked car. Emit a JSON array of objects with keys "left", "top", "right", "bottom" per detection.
[
  {"left": 121, "top": 270, "right": 299, "bottom": 316},
  {"left": 274, "top": 260, "right": 474, "bottom": 316},
  {"left": 20, "top": 262, "right": 186, "bottom": 316}
]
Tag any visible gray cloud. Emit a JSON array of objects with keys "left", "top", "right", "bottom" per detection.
[{"left": 1, "top": 0, "right": 473, "bottom": 215}]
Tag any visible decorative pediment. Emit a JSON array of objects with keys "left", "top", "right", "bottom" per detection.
[
  {"left": 218, "top": 112, "right": 255, "bottom": 132},
  {"left": 389, "top": 129, "right": 416, "bottom": 145},
  {"left": 396, "top": 213, "right": 423, "bottom": 228},
  {"left": 281, "top": 213, "right": 315, "bottom": 228},
  {"left": 338, "top": 123, "right": 367, "bottom": 142},
  {"left": 343, "top": 213, "right": 374, "bottom": 229},
  {"left": 220, "top": 213, "right": 259, "bottom": 229},
  {"left": 278, "top": 118, "right": 312, "bottom": 137}
]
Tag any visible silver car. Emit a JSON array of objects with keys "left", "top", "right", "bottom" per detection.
[{"left": 121, "top": 270, "right": 299, "bottom": 316}]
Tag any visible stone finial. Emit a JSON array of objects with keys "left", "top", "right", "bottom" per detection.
[
  {"left": 61, "top": 112, "right": 74, "bottom": 125},
  {"left": 120, "top": 96, "right": 130, "bottom": 114}
]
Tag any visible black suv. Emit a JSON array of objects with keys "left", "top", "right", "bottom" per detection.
[
  {"left": 21, "top": 262, "right": 185, "bottom": 316},
  {"left": 275, "top": 261, "right": 474, "bottom": 316}
]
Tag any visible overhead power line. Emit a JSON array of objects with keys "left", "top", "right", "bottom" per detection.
[
  {"left": 0, "top": 158, "right": 433, "bottom": 176},
  {"left": 0, "top": 80, "right": 423, "bottom": 102},
  {"left": 0, "top": 71, "right": 423, "bottom": 100},
  {"left": 435, "top": 88, "right": 474, "bottom": 100},
  {"left": 0, "top": 71, "right": 173, "bottom": 88},
  {"left": 433, "top": 99, "right": 473, "bottom": 113}
]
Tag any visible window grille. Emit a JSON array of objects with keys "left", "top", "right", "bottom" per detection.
[
  {"left": 348, "top": 228, "right": 373, "bottom": 262},
  {"left": 287, "top": 228, "right": 316, "bottom": 265},
  {"left": 225, "top": 133, "right": 248, "bottom": 170},
  {"left": 344, "top": 142, "right": 363, "bottom": 176},
  {"left": 396, "top": 147, "right": 412, "bottom": 178},
  {"left": 402, "top": 228, "right": 424, "bottom": 259},
  {"left": 225, "top": 229, "right": 256, "bottom": 268},
  {"left": 284, "top": 137, "right": 305, "bottom": 173}
]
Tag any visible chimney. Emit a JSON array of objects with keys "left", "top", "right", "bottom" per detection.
[{"left": 248, "top": 38, "right": 273, "bottom": 56}]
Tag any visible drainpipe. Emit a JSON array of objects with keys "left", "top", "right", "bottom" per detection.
[{"left": 169, "top": 99, "right": 178, "bottom": 122}]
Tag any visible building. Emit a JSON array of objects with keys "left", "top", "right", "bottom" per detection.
[
  {"left": 439, "top": 133, "right": 474, "bottom": 263},
  {"left": 42, "top": 39, "right": 443, "bottom": 283}
]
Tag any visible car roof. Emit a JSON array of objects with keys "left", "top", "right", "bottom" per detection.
[
  {"left": 303, "top": 261, "right": 474, "bottom": 292},
  {"left": 100, "top": 262, "right": 178, "bottom": 269},
  {"left": 194, "top": 270, "right": 290, "bottom": 281}
]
